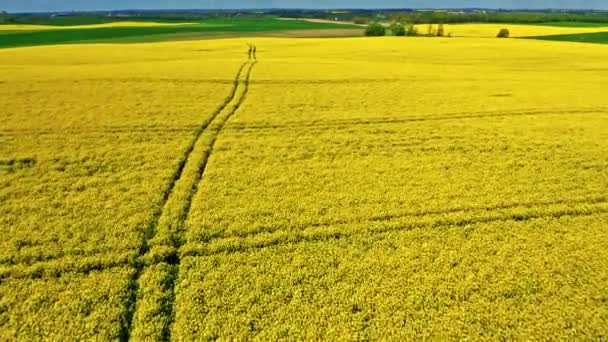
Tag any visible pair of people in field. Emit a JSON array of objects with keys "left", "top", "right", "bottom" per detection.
[{"left": 248, "top": 45, "right": 257, "bottom": 60}]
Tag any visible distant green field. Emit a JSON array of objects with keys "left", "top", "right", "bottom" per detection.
[
  {"left": 529, "top": 31, "right": 608, "bottom": 44},
  {"left": 0, "top": 18, "right": 360, "bottom": 49}
]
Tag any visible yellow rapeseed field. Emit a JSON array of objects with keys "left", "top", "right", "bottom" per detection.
[
  {"left": 175, "top": 37, "right": 608, "bottom": 340},
  {"left": 431, "top": 23, "right": 608, "bottom": 37},
  {"left": 0, "top": 21, "right": 198, "bottom": 31},
  {"left": 0, "top": 40, "right": 246, "bottom": 339},
  {"left": 1, "top": 35, "right": 607, "bottom": 340}
]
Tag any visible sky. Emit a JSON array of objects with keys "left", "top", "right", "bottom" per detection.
[{"left": 3, "top": 1, "right": 608, "bottom": 13}]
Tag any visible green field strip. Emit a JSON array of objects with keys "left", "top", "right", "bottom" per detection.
[
  {"left": 0, "top": 19, "right": 360, "bottom": 49},
  {"left": 527, "top": 31, "right": 608, "bottom": 44},
  {"left": 179, "top": 200, "right": 608, "bottom": 258},
  {"left": 127, "top": 52, "right": 257, "bottom": 341}
]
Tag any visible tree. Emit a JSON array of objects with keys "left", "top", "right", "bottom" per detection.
[
  {"left": 409, "top": 12, "right": 422, "bottom": 25},
  {"left": 406, "top": 24, "right": 419, "bottom": 36},
  {"left": 0, "top": 10, "right": 9, "bottom": 24},
  {"left": 390, "top": 22, "right": 406, "bottom": 36},
  {"left": 390, "top": 13, "right": 408, "bottom": 26},
  {"left": 427, "top": 24, "right": 435, "bottom": 36},
  {"left": 436, "top": 23, "right": 445, "bottom": 37},
  {"left": 365, "top": 23, "right": 386, "bottom": 37},
  {"left": 497, "top": 28, "right": 510, "bottom": 38}
]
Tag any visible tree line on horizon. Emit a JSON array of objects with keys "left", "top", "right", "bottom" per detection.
[
  {"left": 364, "top": 22, "right": 510, "bottom": 38},
  {"left": 3, "top": 9, "right": 608, "bottom": 26},
  {"left": 282, "top": 9, "right": 608, "bottom": 25}
]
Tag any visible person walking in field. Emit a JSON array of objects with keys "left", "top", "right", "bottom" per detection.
[
  {"left": 248, "top": 45, "right": 253, "bottom": 60},
  {"left": 253, "top": 46, "right": 257, "bottom": 60}
]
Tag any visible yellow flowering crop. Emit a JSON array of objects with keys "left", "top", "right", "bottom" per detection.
[
  {"left": 0, "top": 21, "right": 198, "bottom": 31},
  {"left": 426, "top": 23, "right": 608, "bottom": 37},
  {"left": 1, "top": 36, "right": 607, "bottom": 340}
]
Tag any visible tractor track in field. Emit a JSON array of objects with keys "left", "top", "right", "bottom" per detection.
[
  {"left": 118, "top": 49, "right": 257, "bottom": 342},
  {"left": 159, "top": 58, "right": 257, "bottom": 342},
  {"left": 180, "top": 203, "right": 608, "bottom": 258},
  {"left": 1, "top": 193, "right": 605, "bottom": 280},
  {"left": 223, "top": 107, "right": 608, "bottom": 132},
  {"left": 1, "top": 199, "right": 607, "bottom": 281},
  {"left": 187, "top": 194, "right": 608, "bottom": 242}
]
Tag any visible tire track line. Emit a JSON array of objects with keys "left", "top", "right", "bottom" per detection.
[
  {"left": 224, "top": 107, "right": 608, "bottom": 132},
  {"left": 1, "top": 194, "right": 605, "bottom": 280},
  {"left": 160, "top": 57, "right": 257, "bottom": 342},
  {"left": 190, "top": 195, "right": 608, "bottom": 242},
  {"left": 124, "top": 48, "right": 258, "bottom": 341},
  {"left": 180, "top": 204, "right": 608, "bottom": 258},
  {"left": 118, "top": 57, "right": 251, "bottom": 342},
  {"left": 1, "top": 199, "right": 606, "bottom": 281}
]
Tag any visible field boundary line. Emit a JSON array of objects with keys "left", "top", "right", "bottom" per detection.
[{"left": 117, "top": 57, "right": 250, "bottom": 342}]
